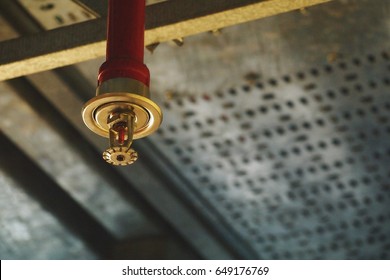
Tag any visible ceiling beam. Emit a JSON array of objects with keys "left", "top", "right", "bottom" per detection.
[{"left": 0, "top": 0, "right": 332, "bottom": 81}]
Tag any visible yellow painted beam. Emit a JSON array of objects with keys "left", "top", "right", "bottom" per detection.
[
  {"left": 0, "top": 0, "right": 332, "bottom": 81},
  {"left": 146, "top": 0, "right": 332, "bottom": 45}
]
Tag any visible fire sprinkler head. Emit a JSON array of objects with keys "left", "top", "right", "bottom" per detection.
[
  {"left": 82, "top": 78, "right": 162, "bottom": 166},
  {"left": 82, "top": 0, "right": 161, "bottom": 166}
]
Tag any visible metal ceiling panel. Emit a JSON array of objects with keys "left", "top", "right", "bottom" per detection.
[
  {"left": 17, "top": 0, "right": 95, "bottom": 29},
  {"left": 151, "top": 51, "right": 390, "bottom": 259},
  {"left": 0, "top": 168, "right": 96, "bottom": 259},
  {"left": 144, "top": 0, "right": 390, "bottom": 259}
]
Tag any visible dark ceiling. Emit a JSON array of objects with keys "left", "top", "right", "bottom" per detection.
[{"left": 0, "top": 0, "right": 389, "bottom": 260}]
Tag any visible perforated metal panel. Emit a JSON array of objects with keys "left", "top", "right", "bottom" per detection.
[{"left": 150, "top": 49, "right": 390, "bottom": 259}]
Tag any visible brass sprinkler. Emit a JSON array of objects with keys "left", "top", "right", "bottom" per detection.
[{"left": 82, "top": 0, "right": 162, "bottom": 166}]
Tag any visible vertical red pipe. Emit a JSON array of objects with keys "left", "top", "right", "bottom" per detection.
[{"left": 98, "top": 0, "right": 150, "bottom": 87}]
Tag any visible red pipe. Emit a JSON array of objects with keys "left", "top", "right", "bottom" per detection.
[{"left": 98, "top": 0, "right": 150, "bottom": 86}]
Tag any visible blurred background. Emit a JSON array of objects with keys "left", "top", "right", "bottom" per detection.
[{"left": 0, "top": 0, "right": 389, "bottom": 259}]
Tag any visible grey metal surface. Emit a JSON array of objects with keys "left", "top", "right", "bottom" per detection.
[
  {"left": 0, "top": 130, "right": 117, "bottom": 257},
  {"left": 145, "top": 0, "right": 390, "bottom": 259},
  {"left": 0, "top": 168, "right": 96, "bottom": 259},
  {"left": 151, "top": 52, "right": 390, "bottom": 259}
]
